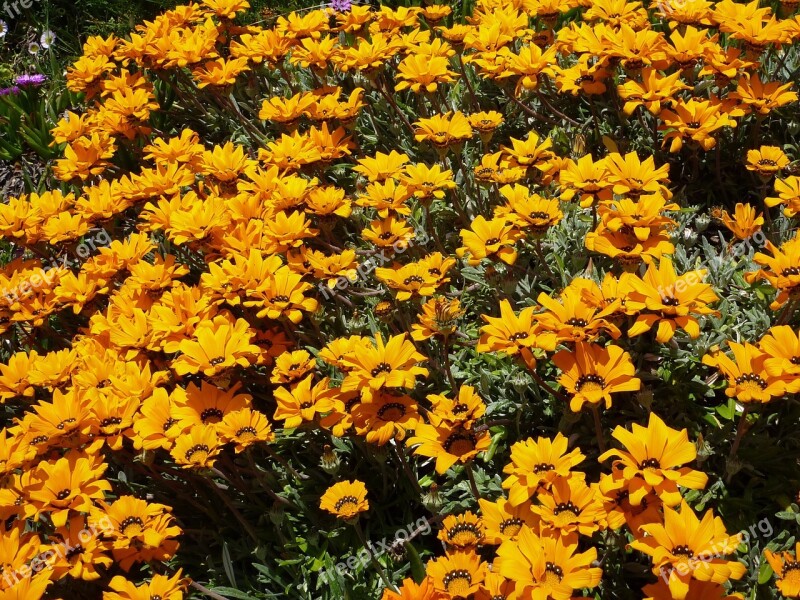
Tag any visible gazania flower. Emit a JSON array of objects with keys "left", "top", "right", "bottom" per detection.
[
  {"left": 553, "top": 342, "right": 641, "bottom": 412},
  {"left": 0, "top": 573, "right": 50, "bottom": 599},
  {"left": 341, "top": 333, "right": 428, "bottom": 396},
  {"left": 218, "top": 408, "right": 274, "bottom": 452},
  {"left": 627, "top": 258, "right": 719, "bottom": 342},
  {"left": 414, "top": 112, "right": 473, "bottom": 151},
  {"left": 273, "top": 375, "right": 340, "bottom": 428},
  {"left": 760, "top": 326, "right": 800, "bottom": 389},
  {"left": 765, "top": 543, "right": 800, "bottom": 599},
  {"left": 104, "top": 570, "right": 187, "bottom": 600},
  {"left": 503, "top": 433, "right": 585, "bottom": 506},
  {"left": 407, "top": 422, "right": 490, "bottom": 474},
  {"left": 478, "top": 497, "right": 539, "bottom": 545},
  {"left": 554, "top": 56, "right": 610, "bottom": 96},
  {"left": 746, "top": 236, "right": 800, "bottom": 309},
  {"left": 427, "top": 551, "right": 487, "bottom": 598},
  {"left": 173, "top": 316, "right": 261, "bottom": 377},
  {"left": 536, "top": 287, "right": 621, "bottom": 342},
  {"left": 533, "top": 476, "right": 607, "bottom": 538},
  {"left": 362, "top": 215, "right": 416, "bottom": 248},
  {"left": 729, "top": 73, "right": 798, "bottom": 116},
  {"left": 412, "top": 297, "right": 464, "bottom": 341},
  {"left": 320, "top": 480, "right": 369, "bottom": 520},
  {"left": 351, "top": 391, "right": 419, "bottom": 445},
  {"left": 618, "top": 68, "right": 689, "bottom": 115},
  {"left": 477, "top": 300, "right": 557, "bottom": 367},
  {"left": 438, "top": 512, "right": 485, "bottom": 549},
  {"left": 599, "top": 477, "right": 663, "bottom": 534},
  {"left": 457, "top": 216, "right": 521, "bottom": 266},
  {"left": 766, "top": 176, "right": 800, "bottom": 217},
  {"left": 746, "top": 145, "right": 790, "bottom": 178},
  {"left": 254, "top": 265, "right": 319, "bottom": 324},
  {"left": 170, "top": 425, "right": 222, "bottom": 469},
  {"left": 26, "top": 452, "right": 112, "bottom": 527},
  {"left": 702, "top": 342, "right": 788, "bottom": 403},
  {"left": 494, "top": 527, "right": 602, "bottom": 599},
  {"left": 558, "top": 154, "right": 612, "bottom": 208},
  {"left": 353, "top": 150, "right": 410, "bottom": 182},
  {"left": 630, "top": 501, "right": 746, "bottom": 600},
  {"left": 381, "top": 577, "right": 444, "bottom": 600},
  {"left": 468, "top": 110, "right": 503, "bottom": 138},
  {"left": 427, "top": 385, "right": 485, "bottom": 428},
  {"left": 172, "top": 381, "right": 251, "bottom": 429},
  {"left": 599, "top": 412, "right": 708, "bottom": 507},
  {"left": 496, "top": 184, "right": 563, "bottom": 236},
  {"left": 395, "top": 53, "right": 458, "bottom": 93},
  {"left": 659, "top": 99, "right": 737, "bottom": 152},
  {"left": 500, "top": 132, "right": 555, "bottom": 172},
  {"left": 376, "top": 262, "right": 442, "bottom": 300},
  {"left": 399, "top": 163, "right": 457, "bottom": 201},
  {"left": 270, "top": 349, "right": 316, "bottom": 384},
  {"left": 720, "top": 203, "right": 764, "bottom": 240}
]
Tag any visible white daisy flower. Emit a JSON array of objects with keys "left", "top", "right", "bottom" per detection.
[
  {"left": 28, "top": 42, "right": 40, "bottom": 54},
  {"left": 40, "top": 29, "right": 56, "bottom": 49},
  {"left": 0, "top": 20, "right": 8, "bottom": 39}
]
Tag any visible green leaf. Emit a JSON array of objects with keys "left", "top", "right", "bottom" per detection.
[
  {"left": 404, "top": 542, "right": 426, "bottom": 584},
  {"left": 222, "top": 542, "right": 237, "bottom": 589},
  {"left": 209, "top": 587, "right": 259, "bottom": 600},
  {"left": 758, "top": 561, "right": 774, "bottom": 585}
]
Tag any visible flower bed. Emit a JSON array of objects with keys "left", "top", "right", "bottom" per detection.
[{"left": 2, "top": 0, "right": 800, "bottom": 598}]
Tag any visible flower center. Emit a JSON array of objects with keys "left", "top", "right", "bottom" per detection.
[
  {"left": 443, "top": 431, "right": 477, "bottom": 456},
  {"left": 639, "top": 457, "right": 661, "bottom": 470},
  {"left": 553, "top": 501, "right": 579, "bottom": 516},
  {"left": 500, "top": 517, "right": 523, "bottom": 537},
  {"left": 672, "top": 545, "right": 694, "bottom": 558},
  {"left": 734, "top": 373, "right": 767, "bottom": 390},
  {"left": 447, "top": 523, "right": 483, "bottom": 546},
  {"left": 544, "top": 562, "right": 563, "bottom": 586},
  {"left": 236, "top": 427, "right": 258, "bottom": 442},
  {"left": 443, "top": 569, "right": 472, "bottom": 596},
  {"left": 200, "top": 408, "right": 224, "bottom": 423},
  {"left": 120, "top": 516, "right": 144, "bottom": 537},
  {"left": 185, "top": 444, "right": 210, "bottom": 463},
  {"left": 370, "top": 362, "right": 392, "bottom": 377},
  {"left": 334, "top": 495, "right": 359, "bottom": 512},
  {"left": 377, "top": 402, "right": 406, "bottom": 421},
  {"left": 575, "top": 374, "right": 605, "bottom": 392}
]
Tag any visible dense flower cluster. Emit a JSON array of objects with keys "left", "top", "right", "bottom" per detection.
[{"left": 2, "top": 0, "right": 800, "bottom": 597}]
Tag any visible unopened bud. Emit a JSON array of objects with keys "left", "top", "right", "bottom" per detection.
[{"left": 321, "top": 445, "right": 341, "bottom": 475}]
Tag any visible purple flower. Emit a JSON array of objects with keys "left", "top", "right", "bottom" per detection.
[
  {"left": 329, "top": 0, "right": 352, "bottom": 12},
  {"left": 15, "top": 74, "right": 47, "bottom": 87},
  {"left": 0, "top": 86, "right": 20, "bottom": 96}
]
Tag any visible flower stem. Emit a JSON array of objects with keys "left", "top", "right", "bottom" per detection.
[
  {"left": 465, "top": 461, "right": 482, "bottom": 501},
  {"left": 729, "top": 404, "right": 752, "bottom": 460},
  {"left": 591, "top": 405, "right": 607, "bottom": 453}
]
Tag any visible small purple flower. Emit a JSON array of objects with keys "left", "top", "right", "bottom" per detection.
[
  {"left": 15, "top": 74, "right": 47, "bottom": 87},
  {"left": 0, "top": 86, "right": 20, "bottom": 97},
  {"left": 329, "top": 0, "right": 352, "bottom": 12}
]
